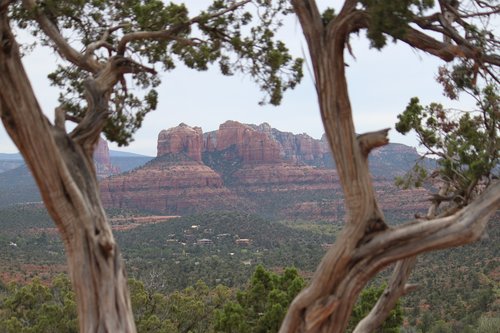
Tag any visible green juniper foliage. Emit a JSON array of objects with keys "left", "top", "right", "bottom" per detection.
[
  {"left": 215, "top": 265, "right": 305, "bottom": 333},
  {"left": 348, "top": 283, "right": 403, "bottom": 333},
  {"left": 11, "top": 0, "right": 303, "bottom": 146},
  {"left": 0, "top": 275, "right": 78, "bottom": 333},
  {"left": 359, "top": 0, "right": 435, "bottom": 49},
  {"left": 395, "top": 82, "right": 498, "bottom": 207}
]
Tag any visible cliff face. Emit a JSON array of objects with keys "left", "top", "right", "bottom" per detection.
[
  {"left": 100, "top": 154, "right": 244, "bottom": 214},
  {"left": 100, "top": 121, "right": 428, "bottom": 219},
  {"left": 157, "top": 123, "right": 203, "bottom": 162},
  {"left": 250, "top": 123, "right": 327, "bottom": 163},
  {"left": 94, "top": 138, "right": 120, "bottom": 178},
  {"left": 205, "top": 121, "right": 282, "bottom": 164}
]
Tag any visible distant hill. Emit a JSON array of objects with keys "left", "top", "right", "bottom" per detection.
[
  {"left": 0, "top": 153, "right": 23, "bottom": 173},
  {"left": 0, "top": 165, "right": 41, "bottom": 208},
  {"left": 110, "top": 156, "right": 154, "bottom": 172},
  {"left": 108, "top": 149, "right": 154, "bottom": 173},
  {"left": 0, "top": 153, "right": 22, "bottom": 160},
  {"left": 110, "top": 150, "right": 153, "bottom": 158}
]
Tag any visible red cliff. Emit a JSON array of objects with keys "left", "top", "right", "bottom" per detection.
[
  {"left": 157, "top": 123, "right": 203, "bottom": 162},
  {"left": 93, "top": 138, "right": 120, "bottom": 178},
  {"left": 212, "top": 121, "right": 282, "bottom": 164},
  {"left": 100, "top": 121, "right": 428, "bottom": 218},
  {"left": 100, "top": 155, "right": 243, "bottom": 214}
]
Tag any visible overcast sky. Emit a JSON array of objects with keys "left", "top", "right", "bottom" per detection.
[{"left": 0, "top": 1, "right": 475, "bottom": 156}]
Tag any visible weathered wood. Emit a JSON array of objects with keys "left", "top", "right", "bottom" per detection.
[
  {"left": 0, "top": 11, "right": 136, "bottom": 333},
  {"left": 279, "top": 1, "right": 500, "bottom": 332}
]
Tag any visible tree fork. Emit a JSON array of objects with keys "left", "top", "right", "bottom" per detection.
[{"left": 281, "top": 1, "right": 500, "bottom": 332}]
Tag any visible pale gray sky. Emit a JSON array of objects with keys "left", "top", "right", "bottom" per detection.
[{"left": 0, "top": 1, "right": 474, "bottom": 156}]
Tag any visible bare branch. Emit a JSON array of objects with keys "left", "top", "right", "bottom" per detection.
[
  {"left": 404, "top": 283, "right": 419, "bottom": 294},
  {"left": 355, "top": 181, "right": 500, "bottom": 262},
  {"left": 291, "top": 0, "right": 324, "bottom": 55},
  {"left": 353, "top": 257, "right": 417, "bottom": 333},
  {"left": 83, "top": 24, "right": 128, "bottom": 60},
  {"left": 402, "top": 22, "right": 500, "bottom": 66},
  {"left": 54, "top": 105, "right": 66, "bottom": 131},
  {"left": 305, "top": 295, "right": 339, "bottom": 332},
  {"left": 357, "top": 128, "right": 390, "bottom": 157},
  {"left": 70, "top": 56, "right": 155, "bottom": 152},
  {"left": 355, "top": 183, "right": 447, "bottom": 332},
  {"left": 21, "top": 0, "right": 100, "bottom": 72}
]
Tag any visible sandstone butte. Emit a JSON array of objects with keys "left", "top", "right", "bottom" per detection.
[
  {"left": 94, "top": 138, "right": 120, "bottom": 179},
  {"left": 99, "top": 121, "right": 428, "bottom": 220}
]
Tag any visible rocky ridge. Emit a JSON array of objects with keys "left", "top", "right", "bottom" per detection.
[
  {"left": 100, "top": 121, "right": 428, "bottom": 220},
  {"left": 94, "top": 138, "right": 120, "bottom": 178}
]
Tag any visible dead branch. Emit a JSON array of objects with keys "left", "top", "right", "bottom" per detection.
[{"left": 357, "top": 128, "right": 390, "bottom": 157}]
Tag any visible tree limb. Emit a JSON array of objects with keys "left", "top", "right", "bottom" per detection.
[
  {"left": 400, "top": 23, "right": 500, "bottom": 66},
  {"left": 352, "top": 257, "right": 417, "bottom": 333},
  {"left": 54, "top": 105, "right": 66, "bottom": 131},
  {"left": 357, "top": 128, "right": 390, "bottom": 157},
  {"left": 70, "top": 56, "right": 155, "bottom": 153},
  {"left": 83, "top": 24, "right": 128, "bottom": 61},
  {"left": 290, "top": 0, "right": 324, "bottom": 59},
  {"left": 355, "top": 181, "right": 500, "bottom": 262},
  {"left": 1, "top": 13, "right": 137, "bottom": 331},
  {"left": 21, "top": 0, "right": 100, "bottom": 73},
  {"left": 116, "top": 0, "right": 251, "bottom": 55}
]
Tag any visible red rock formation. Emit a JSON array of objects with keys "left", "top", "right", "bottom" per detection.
[
  {"left": 251, "top": 124, "right": 326, "bottom": 163},
  {"left": 100, "top": 121, "right": 429, "bottom": 219},
  {"left": 233, "top": 163, "right": 336, "bottom": 186},
  {"left": 157, "top": 123, "right": 203, "bottom": 162},
  {"left": 94, "top": 138, "right": 111, "bottom": 166},
  {"left": 100, "top": 156, "right": 243, "bottom": 214},
  {"left": 215, "top": 121, "right": 281, "bottom": 164},
  {"left": 203, "top": 131, "right": 217, "bottom": 152},
  {"left": 93, "top": 138, "right": 120, "bottom": 178}
]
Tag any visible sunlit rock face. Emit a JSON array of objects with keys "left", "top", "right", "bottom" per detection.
[
  {"left": 211, "top": 120, "right": 282, "bottom": 164},
  {"left": 157, "top": 123, "right": 203, "bottom": 162}
]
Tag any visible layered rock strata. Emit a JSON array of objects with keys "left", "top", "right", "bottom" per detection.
[
  {"left": 101, "top": 121, "right": 428, "bottom": 218},
  {"left": 94, "top": 138, "right": 120, "bottom": 178}
]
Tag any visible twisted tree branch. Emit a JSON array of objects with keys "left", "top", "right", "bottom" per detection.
[{"left": 22, "top": 0, "right": 100, "bottom": 72}]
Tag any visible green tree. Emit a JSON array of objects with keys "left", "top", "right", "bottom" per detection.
[
  {"left": 348, "top": 284, "right": 403, "bottom": 333},
  {"left": 216, "top": 265, "right": 305, "bottom": 333},
  {"left": 0, "top": 275, "right": 77, "bottom": 333},
  {"left": 429, "top": 320, "right": 452, "bottom": 333},
  {"left": 476, "top": 316, "right": 500, "bottom": 333},
  {"left": 396, "top": 84, "right": 498, "bottom": 203},
  {"left": 0, "top": 1, "right": 301, "bottom": 331},
  {"left": 129, "top": 278, "right": 233, "bottom": 333}
]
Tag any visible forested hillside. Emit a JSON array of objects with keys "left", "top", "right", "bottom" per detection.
[{"left": 0, "top": 205, "right": 497, "bottom": 331}]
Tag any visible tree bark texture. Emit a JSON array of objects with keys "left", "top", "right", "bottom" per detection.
[
  {"left": 279, "top": 1, "right": 500, "bottom": 332},
  {"left": 0, "top": 10, "right": 136, "bottom": 333}
]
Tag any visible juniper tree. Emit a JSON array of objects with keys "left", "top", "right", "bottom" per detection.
[
  {"left": 0, "top": 1, "right": 302, "bottom": 332},
  {"left": 279, "top": 1, "right": 499, "bottom": 332},
  {"left": 1, "top": 0, "right": 499, "bottom": 332}
]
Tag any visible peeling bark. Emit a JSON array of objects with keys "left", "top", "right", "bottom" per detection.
[
  {"left": 279, "top": 1, "right": 500, "bottom": 332},
  {"left": 0, "top": 10, "right": 136, "bottom": 333}
]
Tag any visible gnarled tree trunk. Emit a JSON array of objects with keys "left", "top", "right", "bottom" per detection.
[
  {"left": 279, "top": 1, "right": 500, "bottom": 332},
  {"left": 0, "top": 10, "right": 136, "bottom": 333}
]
